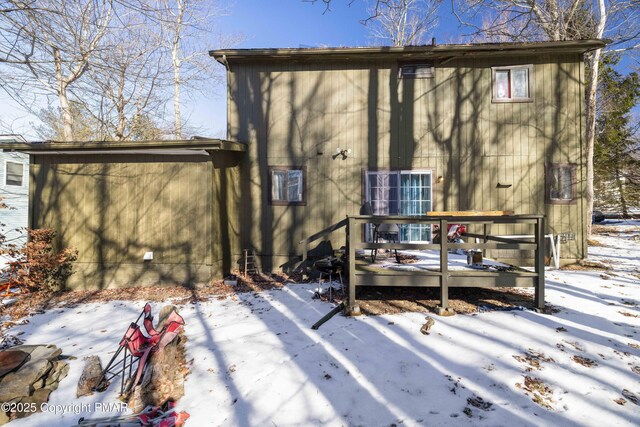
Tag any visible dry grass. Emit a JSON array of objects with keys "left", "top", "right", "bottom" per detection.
[
  {"left": 513, "top": 349, "right": 555, "bottom": 372},
  {"left": 571, "top": 355, "right": 597, "bottom": 367},
  {"left": 516, "top": 376, "right": 554, "bottom": 410}
]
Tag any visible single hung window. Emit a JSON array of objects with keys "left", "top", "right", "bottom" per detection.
[
  {"left": 269, "top": 167, "right": 305, "bottom": 205},
  {"left": 546, "top": 164, "right": 576, "bottom": 204},
  {"left": 492, "top": 65, "right": 532, "bottom": 102},
  {"left": 5, "top": 161, "right": 23, "bottom": 186}
]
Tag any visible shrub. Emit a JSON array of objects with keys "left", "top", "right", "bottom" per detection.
[{"left": 8, "top": 229, "right": 78, "bottom": 293}]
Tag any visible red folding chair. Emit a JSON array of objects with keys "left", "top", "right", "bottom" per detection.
[{"left": 94, "top": 303, "right": 185, "bottom": 396}]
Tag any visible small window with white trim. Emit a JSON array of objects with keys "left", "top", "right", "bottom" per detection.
[
  {"left": 492, "top": 65, "right": 532, "bottom": 102},
  {"left": 5, "top": 161, "right": 24, "bottom": 186}
]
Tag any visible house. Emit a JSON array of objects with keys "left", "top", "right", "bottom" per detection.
[
  {"left": 0, "top": 135, "right": 29, "bottom": 249},
  {"left": 2, "top": 40, "right": 605, "bottom": 289}
]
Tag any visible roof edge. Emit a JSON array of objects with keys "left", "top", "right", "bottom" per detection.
[
  {"left": 0, "top": 138, "right": 247, "bottom": 154},
  {"left": 210, "top": 39, "right": 606, "bottom": 63}
]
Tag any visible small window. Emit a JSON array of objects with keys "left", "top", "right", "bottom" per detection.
[
  {"left": 5, "top": 161, "right": 23, "bottom": 186},
  {"left": 546, "top": 164, "right": 576, "bottom": 204},
  {"left": 269, "top": 167, "right": 305, "bottom": 205},
  {"left": 492, "top": 65, "right": 532, "bottom": 102},
  {"left": 399, "top": 63, "right": 434, "bottom": 79}
]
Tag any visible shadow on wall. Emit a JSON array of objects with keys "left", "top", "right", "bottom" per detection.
[{"left": 30, "top": 152, "right": 242, "bottom": 290}]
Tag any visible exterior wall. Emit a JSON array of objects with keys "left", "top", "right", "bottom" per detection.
[
  {"left": 30, "top": 154, "right": 240, "bottom": 289},
  {"left": 0, "top": 151, "right": 29, "bottom": 247},
  {"left": 227, "top": 53, "right": 586, "bottom": 269}
]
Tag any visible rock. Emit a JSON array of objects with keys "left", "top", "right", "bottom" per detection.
[
  {"left": 0, "top": 411, "right": 9, "bottom": 426},
  {"left": 0, "top": 345, "right": 59, "bottom": 401},
  {"left": 77, "top": 356, "right": 103, "bottom": 397},
  {"left": 0, "top": 350, "right": 29, "bottom": 378},
  {"left": 420, "top": 317, "right": 435, "bottom": 335},
  {"left": 32, "top": 378, "right": 45, "bottom": 390},
  {"left": 14, "top": 389, "right": 50, "bottom": 418}
]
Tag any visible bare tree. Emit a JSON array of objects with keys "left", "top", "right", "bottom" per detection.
[
  {"left": 0, "top": 0, "right": 114, "bottom": 141},
  {"left": 154, "top": 0, "right": 234, "bottom": 139},
  {"left": 366, "top": 0, "right": 441, "bottom": 46},
  {"left": 82, "top": 6, "right": 170, "bottom": 140}
]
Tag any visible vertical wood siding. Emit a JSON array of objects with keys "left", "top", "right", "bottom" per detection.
[
  {"left": 228, "top": 53, "right": 586, "bottom": 268},
  {"left": 29, "top": 157, "right": 239, "bottom": 289}
]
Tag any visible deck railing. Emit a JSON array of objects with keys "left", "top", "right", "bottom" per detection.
[{"left": 346, "top": 214, "right": 545, "bottom": 315}]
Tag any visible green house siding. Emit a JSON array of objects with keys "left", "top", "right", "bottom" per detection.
[
  {"left": 227, "top": 54, "right": 586, "bottom": 269},
  {"left": 29, "top": 153, "right": 241, "bottom": 289}
]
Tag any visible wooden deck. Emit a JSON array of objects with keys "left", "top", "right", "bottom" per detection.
[{"left": 346, "top": 214, "right": 545, "bottom": 315}]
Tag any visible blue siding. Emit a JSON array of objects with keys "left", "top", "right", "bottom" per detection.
[{"left": 0, "top": 151, "right": 29, "bottom": 247}]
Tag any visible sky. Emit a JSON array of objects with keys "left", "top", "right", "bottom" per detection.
[{"left": 0, "top": 0, "right": 465, "bottom": 141}]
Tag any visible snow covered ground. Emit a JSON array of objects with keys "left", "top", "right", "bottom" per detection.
[{"left": 3, "top": 221, "right": 640, "bottom": 426}]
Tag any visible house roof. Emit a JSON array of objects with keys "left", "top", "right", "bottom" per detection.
[
  {"left": 210, "top": 39, "right": 605, "bottom": 65},
  {"left": 0, "top": 138, "right": 246, "bottom": 157}
]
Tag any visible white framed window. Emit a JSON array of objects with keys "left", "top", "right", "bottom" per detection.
[
  {"left": 365, "top": 170, "right": 433, "bottom": 242},
  {"left": 5, "top": 161, "right": 24, "bottom": 186},
  {"left": 492, "top": 65, "right": 533, "bottom": 102}
]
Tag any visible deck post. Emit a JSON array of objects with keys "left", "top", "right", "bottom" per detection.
[
  {"left": 534, "top": 216, "right": 546, "bottom": 310},
  {"left": 347, "top": 216, "right": 360, "bottom": 315},
  {"left": 438, "top": 218, "right": 449, "bottom": 312}
]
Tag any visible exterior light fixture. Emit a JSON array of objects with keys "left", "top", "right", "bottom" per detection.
[
  {"left": 436, "top": 176, "right": 444, "bottom": 183},
  {"left": 333, "top": 147, "right": 352, "bottom": 160}
]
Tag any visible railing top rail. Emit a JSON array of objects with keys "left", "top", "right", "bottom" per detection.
[{"left": 348, "top": 214, "right": 543, "bottom": 223}]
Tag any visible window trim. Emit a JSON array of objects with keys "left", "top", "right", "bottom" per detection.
[
  {"left": 4, "top": 160, "right": 24, "bottom": 187},
  {"left": 491, "top": 64, "right": 533, "bottom": 103},
  {"left": 268, "top": 166, "right": 306, "bottom": 206},
  {"left": 545, "top": 163, "right": 577, "bottom": 205}
]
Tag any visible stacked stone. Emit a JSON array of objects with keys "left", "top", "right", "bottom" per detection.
[{"left": 0, "top": 344, "right": 69, "bottom": 425}]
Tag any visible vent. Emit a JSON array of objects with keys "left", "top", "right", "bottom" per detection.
[{"left": 399, "top": 64, "right": 434, "bottom": 79}]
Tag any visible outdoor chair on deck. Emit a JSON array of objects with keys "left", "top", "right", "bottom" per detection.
[
  {"left": 361, "top": 202, "right": 400, "bottom": 263},
  {"left": 372, "top": 223, "right": 400, "bottom": 263}
]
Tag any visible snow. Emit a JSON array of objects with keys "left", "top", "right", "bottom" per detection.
[{"left": 4, "top": 221, "right": 640, "bottom": 426}]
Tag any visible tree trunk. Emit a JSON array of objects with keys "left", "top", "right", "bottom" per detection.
[
  {"left": 585, "top": 50, "right": 600, "bottom": 238},
  {"left": 172, "top": 0, "right": 184, "bottom": 140},
  {"left": 54, "top": 47, "right": 74, "bottom": 142},
  {"left": 615, "top": 168, "right": 629, "bottom": 217}
]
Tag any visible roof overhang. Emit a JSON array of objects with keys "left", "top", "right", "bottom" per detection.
[
  {"left": 210, "top": 40, "right": 606, "bottom": 66},
  {"left": 0, "top": 138, "right": 246, "bottom": 157}
]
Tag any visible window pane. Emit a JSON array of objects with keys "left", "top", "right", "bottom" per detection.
[
  {"left": 6, "top": 162, "right": 23, "bottom": 186},
  {"left": 272, "top": 170, "right": 287, "bottom": 201},
  {"left": 512, "top": 68, "right": 529, "bottom": 98},
  {"left": 550, "top": 167, "right": 572, "bottom": 200},
  {"left": 287, "top": 170, "right": 303, "bottom": 202},
  {"left": 495, "top": 70, "right": 510, "bottom": 99}
]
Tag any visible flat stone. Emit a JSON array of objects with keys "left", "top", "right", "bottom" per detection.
[
  {"left": 32, "top": 378, "right": 45, "bottom": 390},
  {"left": 0, "top": 350, "right": 29, "bottom": 378},
  {"left": 14, "top": 389, "right": 50, "bottom": 419},
  {"left": 0, "top": 410, "right": 10, "bottom": 426},
  {"left": 0, "top": 345, "right": 60, "bottom": 402}
]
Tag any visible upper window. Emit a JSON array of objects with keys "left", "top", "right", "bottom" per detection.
[
  {"left": 492, "top": 65, "right": 532, "bottom": 102},
  {"left": 399, "top": 63, "right": 434, "bottom": 79},
  {"left": 269, "top": 167, "right": 305, "bottom": 205},
  {"left": 5, "top": 161, "right": 24, "bottom": 186},
  {"left": 546, "top": 163, "right": 576, "bottom": 204}
]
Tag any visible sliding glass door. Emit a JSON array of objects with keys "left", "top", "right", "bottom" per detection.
[{"left": 365, "top": 170, "right": 432, "bottom": 242}]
